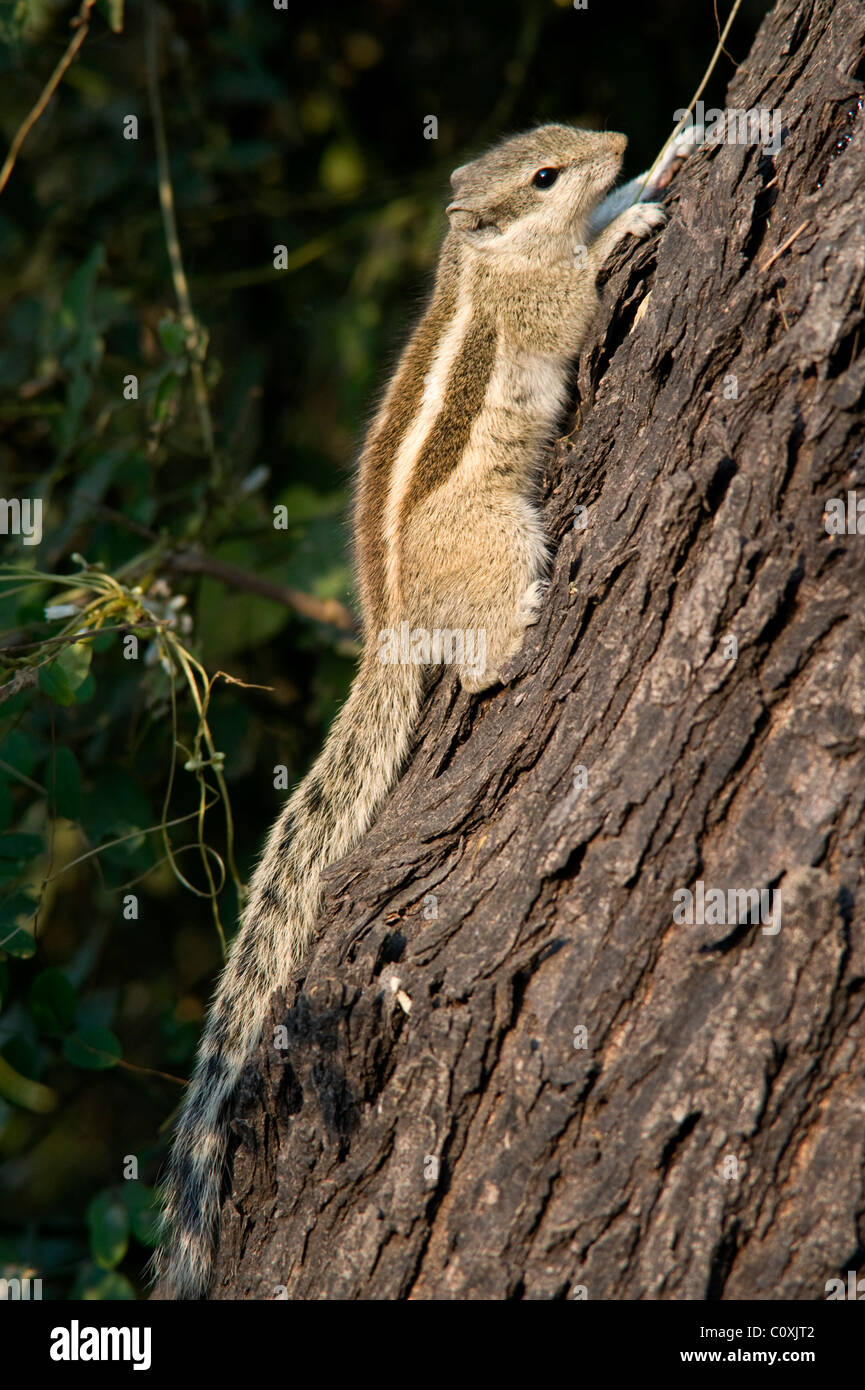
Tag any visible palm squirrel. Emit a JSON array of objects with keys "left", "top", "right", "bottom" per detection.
[{"left": 155, "top": 123, "right": 694, "bottom": 1298}]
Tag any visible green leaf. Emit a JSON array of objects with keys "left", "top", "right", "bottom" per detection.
[
  {"left": 74, "top": 1266, "right": 136, "bottom": 1300},
  {"left": 122, "top": 1182, "right": 161, "bottom": 1246},
  {"left": 63, "top": 1026, "right": 121, "bottom": 1070},
  {"left": 28, "top": 969, "right": 77, "bottom": 1033},
  {"left": 0, "top": 928, "right": 35, "bottom": 959},
  {"left": 196, "top": 540, "right": 300, "bottom": 661},
  {"left": 57, "top": 641, "right": 92, "bottom": 690},
  {"left": 0, "top": 962, "right": 9, "bottom": 1010},
  {"left": 60, "top": 245, "right": 104, "bottom": 332},
  {"left": 53, "top": 746, "right": 82, "bottom": 819},
  {"left": 275, "top": 484, "right": 347, "bottom": 522},
  {"left": 0, "top": 728, "right": 43, "bottom": 780},
  {"left": 81, "top": 768, "right": 152, "bottom": 844},
  {"left": 38, "top": 642, "right": 92, "bottom": 706},
  {"left": 157, "top": 316, "right": 187, "bottom": 357},
  {"left": 2, "top": 1035, "right": 42, "bottom": 1079},
  {"left": 0, "top": 891, "right": 38, "bottom": 957},
  {"left": 152, "top": 371, "right": 181, "bottom": 422},
  {"left": 72, "top": 669, "right": 96, "bottom": 704},
  {"left": 0, "top": 833, "right": 43, "bottom": 859},
  {"left": 0, "top": 1052, "right": 57, "bottom": 1113},
  {"left": 86, "top": 1190, "right": 129, "bottom": 1269},
  {"left": 97, "top": 0, "right": 125, "bottom": 34},
  {"left": 38, "top": 662, "right": 75, "bottom": 706}
]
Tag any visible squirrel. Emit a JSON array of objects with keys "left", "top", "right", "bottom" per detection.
[{"left": 154, "top": 122, "right": 694, "bottom": 1298}]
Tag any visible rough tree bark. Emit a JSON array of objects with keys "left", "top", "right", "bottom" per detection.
[{"left": 211, "top": 0, "right": 865, "bottom": 1300}]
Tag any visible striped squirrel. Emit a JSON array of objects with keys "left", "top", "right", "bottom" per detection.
[{"left": 155, "top": 123, "right": 693, "bottom": 1298}]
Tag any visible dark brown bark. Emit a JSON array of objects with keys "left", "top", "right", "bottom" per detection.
[{"left": 212, "top": 0, "right": 865, "bottom": 1300}]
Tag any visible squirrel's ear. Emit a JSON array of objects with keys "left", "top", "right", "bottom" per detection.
[
  {"left": 447, "top": 164, "right": 473, "bottom": 221},
  {"left": 446, "top": 201, "right": 479, "bottom": 231},
  {"left": 446, "top": 200, "right": 500, "bottom": 240},
  {"left": 447, "top": 158, "right": 501, "bottom": 241}
]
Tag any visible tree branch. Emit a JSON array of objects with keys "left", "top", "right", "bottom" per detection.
[
  {"left": 0, "top": 0, "right": 98, "bottom": 198},
  {"left": 163, "top": 547, "right": 357, "bottom": 634}
]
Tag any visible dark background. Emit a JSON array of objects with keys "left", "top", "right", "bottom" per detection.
[{"left": 0, "top": 0, "right": 769, "bottom": 1298}]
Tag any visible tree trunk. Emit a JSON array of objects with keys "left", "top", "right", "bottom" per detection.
[{"left": 211, "top": 0, "right": 865, "bottom": 1300}]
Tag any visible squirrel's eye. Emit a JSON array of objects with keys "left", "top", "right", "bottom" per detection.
[{"left": 532, "top": 167, "right": 559, "bottom": 189}]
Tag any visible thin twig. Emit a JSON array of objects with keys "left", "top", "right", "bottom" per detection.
[
  {"left": 191, "top": 235, "right": 338, "bottom": 293},
  {"left": 144, "top": 5, "right": 216, "bottom": 466},
  {"left": 166, "top": 642, "right": 227, "bottom": 954},
  {"left": 93, "top": 501, "right": 159, "bottom": 541},
  {"left": 0, "top": 668, "right": 38, "bottom": 704},
  {"left": 712, "top": 0, "right": 738, "bottom": 65},
  {"left": 775, "top": 288, "right": 790, "bottom": 332},
  {"left": 758, "top": 219, "right": 809, "bottom": 273},
  {"left": 0, "top": 0, "right": 98, "bottom": 197},
  {"left": 0, "top": 622, "right": 158, "bottom": 655},
  {"left": 43, "top": 804, "right": 220, "bottom": 883},
  {"left": 639, "top": 0, "right": 745, "bottom": 199},
  {"left": 0, "top": 755, "right": 44, "bottom": 793},
  {"left": 68, "top": 1038, "right": 187, "bottom": 1087}
]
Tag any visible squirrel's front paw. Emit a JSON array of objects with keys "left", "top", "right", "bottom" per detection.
[
  {"left": 643, "top": 126, "right": 704, "bottom": 197},
  {"left": 618, "top": 201, "right": 668, "bottom": 240}
]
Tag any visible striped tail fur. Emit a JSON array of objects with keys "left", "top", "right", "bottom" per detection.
[{"left": 153, "top": 652, "right": 424, "bottom": 1298}]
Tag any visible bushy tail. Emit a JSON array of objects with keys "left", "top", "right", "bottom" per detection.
[{"left": 152, "top": 653, "right": 423, "bottom": 1298}]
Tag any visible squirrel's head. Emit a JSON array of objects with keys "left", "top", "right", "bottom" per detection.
[{"left": 446, "top": 124, "right": 626, "bottom": 263}]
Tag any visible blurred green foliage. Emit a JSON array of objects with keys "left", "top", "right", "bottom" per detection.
[{"left": 0, "top": 0, "right": 767, "bottom": 1297}]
